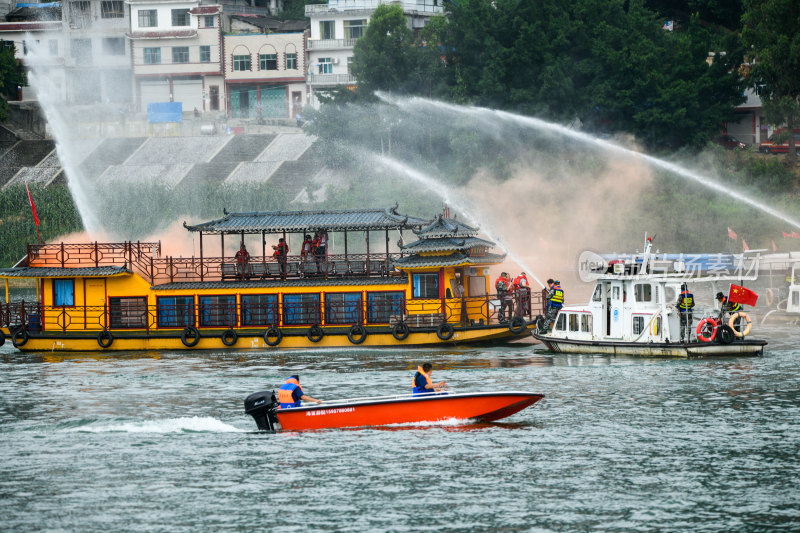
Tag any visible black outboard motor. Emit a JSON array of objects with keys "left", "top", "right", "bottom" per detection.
[{"left": 244, "top": 390, "right": 280, "bottom": 431}]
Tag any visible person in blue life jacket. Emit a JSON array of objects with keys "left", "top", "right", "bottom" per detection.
[
  {"left": 412, "top": 363, "right": 447, "bottom": 395},
  {"left": 716, "top": 292, "right": 742, "bottom": 323},
  {"left": 676, "top": 283, "right": 695, "bottom": 343},
  {"left": 543, "top": 279, "right": 564, "bottom": 331},
  {"left": 277, "top": 375, "right": 322, "bottom": 408}
]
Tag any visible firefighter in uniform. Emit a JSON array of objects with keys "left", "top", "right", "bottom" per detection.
[{"left": 676, "top": 283, "right": 695, "bottom": 342}]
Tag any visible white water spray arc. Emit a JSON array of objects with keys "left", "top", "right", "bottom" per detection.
[{"left": 373, "top": 154, "right": 547, "bottom": 288}]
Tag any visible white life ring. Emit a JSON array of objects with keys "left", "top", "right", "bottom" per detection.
[{"left": 729, "top": 312, "right": 752, "bottom": 337}]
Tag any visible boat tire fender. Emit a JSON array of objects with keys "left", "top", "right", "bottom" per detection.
[
  {"left": 509, "top": 316, "right": 527, "bottom": 334},
  {"left": 392, "top": 322, "right": 410, "bottom": 341},
  {"left": 717, "top": 324, "right": 735, "bottom": 344},
  {"left": 436, "top": 322, "right": 455, "bottom": 341},
  {"left": 97, "top": 329, "right": 114, "bottom": 348},
  {"left": 696, "top": 318, "right": 717, "bottom": 343},
  {"left": 765, "top": 289, "right": 774, "bottom": 307},
  {"left": 263, "top": 327, "right": 282, "bottom": 346},
  {"left": 728, "top": 312, "right": 752, "bottom": 337},
  {"left": 12, "top": 328, "right": 28, "bottom": 348},
  {"left": 307, "top": 324, "right": 324, "bottom": 343},
  {"left": 347, "top": 324, "right": 368, "bottom": 345},
  {"left": 181, "top": 326, "right": 200, "bottom": 347},
  {"left": 221, "top": 328, "right": 238, "bottom": 346}
]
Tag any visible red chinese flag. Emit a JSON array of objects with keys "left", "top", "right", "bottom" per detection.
[
  {"left": 728, "top": 284, "right": 758, "bottom": 307},
  {"left": 792, "top": 231, "right": 800, "bottom": 240},
  {"left": 25, "top": 182, "right": 40, "bottom": 227},
  {"left": 742, "top": 239, "right": 749, "bottom": 251},
  {"left": 727, "top": 227, "right": 737, "bottom": 240}
]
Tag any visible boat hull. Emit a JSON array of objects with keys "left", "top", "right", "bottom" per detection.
[
  {"left": 274, "top": 391, "right": 544, "bottom": 431},
  {"left": 532, "top": 333, "right": 767, "bottom": 357},
  {"left": 1, "top": 324, "right": 533, "bottom": 352}
]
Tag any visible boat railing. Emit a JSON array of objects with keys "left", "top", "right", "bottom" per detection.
[
  {"left": 314, "top": 391, "right": 450, "bottom": 406},
  {"left": 1, "top": 290, "right": 545, "bottom": 331},
  {"left": 27, "top": 241, "right": 161, "bottom": 269}
]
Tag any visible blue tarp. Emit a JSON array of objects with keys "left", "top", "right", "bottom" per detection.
[
  {"left": 147, "top": 102, "right": 183, "bottom": 123},
  {"left": 16, "top": 2, "right": 60, "bottom": 7}
]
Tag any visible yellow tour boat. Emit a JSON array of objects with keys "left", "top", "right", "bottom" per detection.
[{"left": 1, "top": 206, "right": 542, "bottom": 351}]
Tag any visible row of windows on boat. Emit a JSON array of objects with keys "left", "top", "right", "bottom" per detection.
[
  {"left": 592, "top": 283, "right": 670, "bottom": 304},
  {"left": 554, "top": 312, "right": 662, "bottom": 336}
]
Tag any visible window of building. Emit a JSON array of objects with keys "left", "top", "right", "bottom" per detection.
[
  {"left": 200, "top": 45, "right": 211, "bottom": 62},
  {"left": 633, "top": 315, "right": 644, "bottom": 335},
  {"left": 286, "top": 52, "right": 296, "bottom": 70},
  {"left": 172, "top": 46, "right": 189, "bottom": 63},
  {"left": 283, "top": 294, "right": 320, "bottom": 325},
  {"left": 138, "top": 9, "right": 157, "bottom": 28},
  {"left": 204, "top": 15, "right": 215, "bottom": 28},
  {"left": 143, "top": 47, "right": 161, "bottom": 64},
  {"left": 103, "top": 37, "right": 125, "bottom": 56},
  {"left": 71, "top": 38, "right": 92, "bottom": 65},
  {"left": 320, "top": 20, "right": 335, "bottom": 40},
  {"left": 325, "top": 293, "right": 362, "bottom": 324},
  {"left": 233, "top": 54, "right": 250, "bottom": 71},
  {"left": 318, "top": 57, "right": 333, "bottom": 74},
  {"left": 241, "top": 294, "right": 278, "bottom": 326},
  {"left": 109, "top": 297, "right": 148, "bottom": 328},
  {"left": 367, "top": 292, "right": 404, "bottom": 324},
  {"left": 48, "top": 39, "right": 58, "bottom": 56},
  {"left": 259, "top": 53, "right": 277, "bottom": 70},
  {"left": 412, "top": 273, "right": 439, "bottom": 298},
  {"left": 347, "top": 55, "right": 354, "bottom": 74},
  {"left": 157, "top": 296, "right": 194, "bottom": 328},
  {"left": 198, "top": 295, "right": 236, "bottom": 327},
  {"left": 53, "top": 279, "right": 75, "bottom": 307},
  {"left": 171, "top": 8, "right": 190, "bottom": 27},
  {"left": 344, "top": 19, "right": 366, "bottom": 40},
  {"left": 634, "top": 283, "right": 652, "bottom": 302},
  {"left": 100, "top": 1, "right": 124, "bottom": 18}
]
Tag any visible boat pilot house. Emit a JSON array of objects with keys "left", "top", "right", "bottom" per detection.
[{"left": 1, "top": 207, "right": 542, "bottom": 351}]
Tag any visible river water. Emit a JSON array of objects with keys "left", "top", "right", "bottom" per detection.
[{"left": 1, "top": 324, "right": 799, "bottom": 532}]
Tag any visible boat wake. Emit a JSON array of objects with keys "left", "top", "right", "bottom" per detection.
[{"left": 61, "top": 416, "right": 245, "bottom": 434}]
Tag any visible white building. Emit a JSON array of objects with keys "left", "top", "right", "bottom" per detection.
[
  {"left": 304, "top": 0, "right": 442, "bottom": 108},
  {"left": 126, "top": 1, "right": 223, "bottom": 113}
]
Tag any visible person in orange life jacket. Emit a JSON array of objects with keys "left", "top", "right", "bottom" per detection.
[
  {"left": 278, "top": 375, "right": 322, "bottom": 408},
  {"left": 544, "top": 279, "right": 564, "bottom": 330},
  {"left": 412, "top": 363, "right": 446, "bottom": 395},
  {"left": 495, "top": 272, "right": 514, "bottom": 323},
  {"left": 301, "top": 234, "right": 313, "bottom": 262},
  {"left": 514, "top": 272, "right": 530, "bottom": 315},
  {"left": 272, "top": 238, "right": 289, "bottom": 275},
  {"left": 235, "top": 243, "right": 250, "bottom": 280}
]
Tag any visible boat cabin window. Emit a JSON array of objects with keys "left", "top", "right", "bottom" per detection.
[
  {"left": 592, "top": 285, "right": 601, "bottom": 302},
  {"left": 632, "top": 315, "right": 653, "bottom": 335},
  {"left": 53, "top": 279, "right": 75, "bottom": 307},
  {"left": 241, "top": 294, "right": 278, "bottom": 326},
  {"left": 568, "top": 313, "right": 579, "bottom": 332},
  {"left": 612, "top": 286, "right": 620, "bottom": 300},
  {"left": 634, "top": 284, "right": 652, "bottom": 302},
  {"left": 793, "top": 291, "right": 799, "bottom": 307},
  {"left": 468, "top": 276, "right": 487, "bottom": 297},
  {"left": 367, "top": 291, "right": 405, "bottom": 324},
  {"left": 412, "top": 273, "right": 439, "bottom": 298},
  {"left": 109, "top": 297, "right": 147, "bottom": 328},
  {"left": 555, "top": 313, "right": 566, "bottom": 331},
  {"left": 157, "top": 296, "right": 195, "bottom": 327},
  {"left": 325, "top": 292, "right": 362, "bottom": 324},
  {"left": 283, "top": 294, "right": 321, "bottom": 325},
  {"left": 199, "top": 295, "right": 236, "bottom": 327},
  {"left": 581, "top": 314, "right": 591, "bottom": 333}
]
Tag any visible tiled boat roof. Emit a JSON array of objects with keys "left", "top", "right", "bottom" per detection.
[
  {"left": 401, "top": 236, "right": 495, "bottom": 252},
  {"left": 0, "top": 266, "right": 129, "bottom": 278},
  {"left": 413, "top": 215, "right": 478, "bottom": 238},
  {"left": 184, "top": 206, "right": 430, "bottom": 234}
]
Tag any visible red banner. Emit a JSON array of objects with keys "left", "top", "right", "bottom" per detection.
[
  {"left": 783, "top": 231, "right": 792, "bottom": 238},
  {"left": 729, "top": 284, "right": 758, "bottom": 307},
  {"left": 742, "top": 239, "right": 749, "bottom": 251},
  {"left": 793, "top": 231, "right": 800, "bottom": 240},
  {"left": 26, "top": 182, "right": 40, "bottom": 227},
  {"left": 772, "top": 240, "right": 778, "bottom": 252},
  {"left": 728, "top": 227, "right": 737, "bottom": 240}
]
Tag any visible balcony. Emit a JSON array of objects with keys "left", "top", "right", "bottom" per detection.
[
  {"left": 305, "top": 0, "right": 443, "bottom": 16},
  {"left": 308, "top": 73, "right": 357, "bottom": 86},
  {"left": 307, "top": 38, "right": 358, "bottom": 51}
]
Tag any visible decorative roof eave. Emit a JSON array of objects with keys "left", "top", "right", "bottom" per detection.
[
  {"left": 183, "top": 206, "right": 430, "bottom": 234},
  {"left": 189, "top": 5, "right": 221, "bottom": 15},
  {"left": 400, "top": 236, "right": 496, "bottom": 252},
  {"left": 393, "top": 252, "right": 506, "bottom": 270},
  {"left": 413, "top": 214, "right": 478, "bottom": 239},
  {"left": 0, "top": 266, "right": 130, "bottom": 279}
]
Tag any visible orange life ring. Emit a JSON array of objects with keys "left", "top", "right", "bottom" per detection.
[
  {"left": 696, "top": 318, "right": 718, "bottom": 343},
  {"left": 729, "top": 312, "right": 752, "bottom": 337},
  {"left": 765, "top": 288, "right": 774, "bottom": 307}
]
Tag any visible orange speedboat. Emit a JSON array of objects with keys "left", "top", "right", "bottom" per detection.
[{"left": 244, "top": 390, "right": 544, "bottom": 431}]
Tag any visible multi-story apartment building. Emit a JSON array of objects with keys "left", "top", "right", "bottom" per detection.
[
  {"left": 61, "top": 0, "right": 132, "bottom": 104},
  {"left": 223, "top": 15, "right": 307, "bottom": 118},
  {"left": 127, "top": 1, "right": 223, "bottom": 113},
  {"left": 304, "top": 0, "right": 442, "bottom": 108}
]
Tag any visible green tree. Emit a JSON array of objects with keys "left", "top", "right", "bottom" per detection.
[
  {"left": 0, "top": 44, "right": 27, "bottom": 122},
  {"left": 742, "top": 0, "right": 800, "bottom": 168}
]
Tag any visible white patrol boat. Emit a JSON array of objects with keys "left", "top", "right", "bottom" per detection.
[
  {"left": 761, "top": 260, "right": 800, "bottom": 325},
  {"left": 532, "top": 238, "right": 767, "bottom": 357}
]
